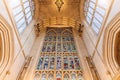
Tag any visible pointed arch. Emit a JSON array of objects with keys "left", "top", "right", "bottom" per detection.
[
  {"left": 71, "top": 72, "right": 76, "bottom": 80},
  {"left": 48, "top": 72, "right": 54, "bottom": 80},
  {"left": 77, "top": 73, "right": 83, "bottom": 80},
  {"left": 61, "top": 29, "right": 72, "bottom": 35},
  {"left": 104, "top": 12, "right": 120, "bottom": 79},
  {"left": 56, "top": 72, "right": 62, "bottom": 80},
  {"left": 34, "top": 72, "right": 40, "bottom": 80},
  {"left": 41, "top": 72, "right": 47, "bottom": 80},
  {"left": 64, "top": 73, "right": 69, "bottom": 80},
  {"left": 0, "top": 15, "right": 14, "bottom": 80},
  {"left": 47, "top": 29, "right": 57, "bottom": 35}
]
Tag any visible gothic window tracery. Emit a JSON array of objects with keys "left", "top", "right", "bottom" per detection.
[
  {"left": 48, "top": 73, "right": 54, "bottom": 80},
  {"left": 64, "top": 74, "right": 69, "bottom": 80},
  {"left": 34, "top": 73, "right": 40, "bottom": 80},
  {"left": 34, "top": 27, "right": 83, "bottom": 80}
]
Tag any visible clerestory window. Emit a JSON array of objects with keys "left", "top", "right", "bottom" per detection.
[
  {"left": 9, "top": 0, "right": 34, "bottom": 33},
  {"left": 84, "top": 0, "right": 108, "bottom": 34}
]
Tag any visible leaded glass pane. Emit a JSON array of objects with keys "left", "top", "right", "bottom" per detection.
[
  {"left": 23, "top": 1, "right": 30, "bottom": 9},
  {"left": 10, "top": 0, "right": 21, "bottom": 8},
  {"left": 27, "top": 16, "right": 32, "bottom": 24},
  {"left": 12, "top": 6, "right": 22, "bottom": 16},
  {"left": 41, "top": 74, "right": 47, "bottom": 80},
  {"left": 64, "top": 74, "right": 69, "bottom": 80},
  {"left": 22, "top": 0, "right": 28, "bottom": 2},
  {"left": 18, "top": 22, "right": 26, "bottom": 33},
  {"left": 88, "top": 7, "right": 94, "bottom": 14},
  {"left": 91, "top": 0, "right": 96, "bottom": 3},
  {"left": 71, "top": 73, "right": 76, "bottom": 80},
  {"left": 87, "top": 12, "right": 92, "bottom": 19},
  {"left": 34, "top": 73, "right": 40, "bottom": 80},
  {"left": 78, "top": 74, "right": 84, "bottom": 80},
  {"left": 89, "top": 1, "right": 95, "bottom": 8},
  {"left": 96, "top": 6, "right": 106, "bottom": 16},
  {"left": 48, "top": 74, "right": 54, "bottom": 80},
  {"left": 86, "top": 16, "right": 91, "bottom": 24},
  {"left": 94, "top": 12, "right": 104, "bottom": 22},
  {"left": 57, "top": 56, "right": 62, "bottom": 69},
  {"left": 93, "top": 18, "right": 102, "bottom": 29},
  {"left": 14, "top": 12, "right": 24, "bottom": 22},
  {"left": 25, "top": 7, "right": 31, "bottom": 14},
  {"left": 43, "top": 56, "right": 49, "bottom": 69},
  {"left": 98, "top": 0, "right": 108, "bottom": 8},
  {"left": 26, "top": 11, "right": 31, "bottom": 19},
  {"left": 9, "top": 0, "right": 34, "bottom": 33},
  {"left": 92, "top": 23, "right": 99, "bottom": 34},
  {"left": 56, "top": 73, "right": 62, "bottom": 80},
  {"left": 16, "top": 17, "right": 26, "bottom": 28}
]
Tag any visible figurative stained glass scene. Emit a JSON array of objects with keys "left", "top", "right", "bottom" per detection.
[{"left": 34, "top": 27, "right": 84, "bottom": 80}]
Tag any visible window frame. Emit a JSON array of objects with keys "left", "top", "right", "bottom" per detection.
[
  {"left": 9, "top": 0, "right": 34, "bottom": 34},
  {"left": 84, "top": 0, "right": 108, "bottom": 34}
]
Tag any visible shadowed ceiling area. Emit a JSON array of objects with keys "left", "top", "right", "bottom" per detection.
[{"left": 38, "top": 0, "right": 81, "bottom": 21}]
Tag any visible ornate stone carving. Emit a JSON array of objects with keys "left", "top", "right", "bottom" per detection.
[
  {"left": 78, "top": 24, "right": 84, "bottom": 37},
  {"left": 86, "top": 56, "right": 101, "bottom": 80},
  {"left": 34, "top": 23, "right": 41, "bottom": 37}
]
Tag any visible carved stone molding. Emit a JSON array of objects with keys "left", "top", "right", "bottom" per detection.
[
  {"left": 0, "top": 15, "right": 14, "bottom": 80},
  {"left": 104, "top": 12, "right": 120, "bottom": 79}
]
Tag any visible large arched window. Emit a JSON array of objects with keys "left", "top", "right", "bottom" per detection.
[
  {"left": 84, "top": 0, "right": 109, "bottom": 34},
  {"left": 9, "top": 0, "right": 34, "bottom": 33},
  {"left": 34, "top": 27, "right": 83, "bottom": 80}
]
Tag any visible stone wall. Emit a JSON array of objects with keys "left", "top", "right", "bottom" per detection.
[
  {"left": 0, "top": 0, "right": 36, "bottom": 80},
  {"left": 82, "top": 0, "right": 120, "bottom": 80}
]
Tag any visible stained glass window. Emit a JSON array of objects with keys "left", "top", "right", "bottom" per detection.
[
  {"left": 34, "top": 27, "right": 83, "bottom": 80},
  {"left": 56, "top": 73, "right": 62, "bottom": 80},
  {"left": 64, "top": 74, "right": 69, "bottom": 80},
  {"left": 41, "top": 73, "right": 47, "bottom": 80},
  {"left": 48, "top": 73, "right": 54, "bottom": 80},
  {"left": 34, "top": 73, "right": 40, "bottom": 80}
]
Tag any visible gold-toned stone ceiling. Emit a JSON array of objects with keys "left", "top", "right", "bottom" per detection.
[{"left": 38, "top": 0, "right": 81, "bottom": 21}]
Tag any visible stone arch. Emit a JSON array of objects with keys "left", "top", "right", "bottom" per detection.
[
  {"left": 0, "top": 15, "right": 14, "bottom": 80},
  {"left": 61, "top": 29, "right": 72, "bottom": 35},
  {"left": 115, "top": 32, "right": 120, "bottom": 67},
  {"left": 47, "top": 29, "right": 57, "bottom": 35},
  {"left": 104, "top": 12, "right": 120, "bottom": 79}
]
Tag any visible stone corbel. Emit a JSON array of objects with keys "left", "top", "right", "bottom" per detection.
[
  {"left": 34, "top": 23, "right": 40, "bottom": 37},
  {"left": 78, "top": 24, "right": 84, "bottom": 37}
]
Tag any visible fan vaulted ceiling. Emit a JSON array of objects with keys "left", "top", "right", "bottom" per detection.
[{"left": 38, "top": 0, "right": 81, "bottom": 21}]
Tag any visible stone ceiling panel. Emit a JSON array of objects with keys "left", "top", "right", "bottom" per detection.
[{"left": 38, "top": 0, "right": 81, "bottom": 21}]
